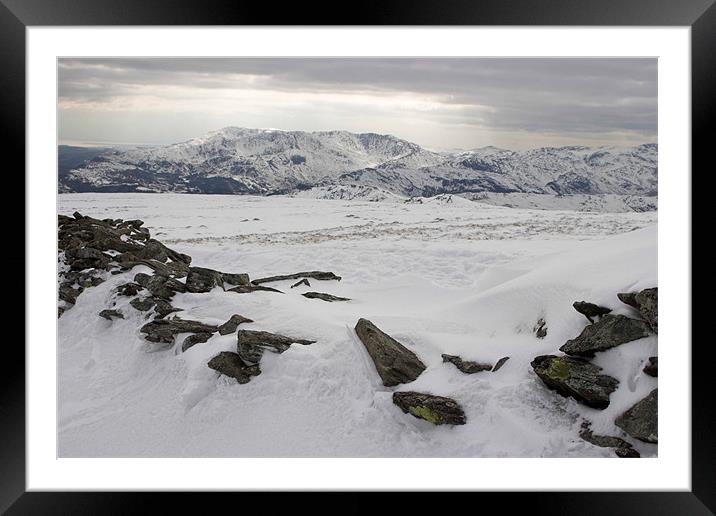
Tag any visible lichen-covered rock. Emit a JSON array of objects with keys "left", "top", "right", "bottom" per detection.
[
  {"left": 492, "top": 356, "right": 510, "bottom": 372},
  {"left": 392, "top": 391, "right": 466, "bottom": 425},
  {"left": 572, "top": 301, "right": 612, "bottom": 323},
  {"left": 643, "top": 356, "right": 658, "bottom": 377},
  {"left": 181, "top": 332, "right": 213, "bottom": 352},
  {"left": 302, "top": 292, "right": 351, "bottom": 302},
  {"left": 559, "top": 314, "right": 652, "bottom": 357},
  {"left": 251, "top": 271, "right": 341, "bottom": 285},
  {"left": 355, "top": 318, "right": 426, "bottom": 387},
  {"left": 218, "top": 314, "right": 253, "bottom": 335},
  {"left": 208, "top": 351, "right": 261, "bottom": 384},
  {"left": 441, "top": 354, "right": 492, "bottom": 374},
  {"left": 615, "top": 389, "right": 658, "bottom": 443},
  {"left": 531, "top": 354, "right": 619, "bottom": 409},
  {"left": 98, "top": 309, "right": 124, "bottom": 321},
  {"left": 236, "top": 330, "right": 315, "bottom": 364}
]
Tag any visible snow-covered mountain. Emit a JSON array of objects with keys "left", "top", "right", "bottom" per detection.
[{"left": 60, "top": 127, "right": 657, "bottom": 200}]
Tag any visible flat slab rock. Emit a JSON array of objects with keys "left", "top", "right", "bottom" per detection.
[
  {"left": 531, "top": 354, "right": 619, "bottom": 409},
  {"left": 441, "top": 354, "right": 492, "bottom": 374},
  {"left": 140, "top": 317, "right": 219, "bottom": 344},
  {"left": 208, "top": 351, "right": 261, "bottom": 384},
  {"left": 251, "top": 271, "right": 341, "bottom": 285},
  {"left": 302, "top": 292, "right": 351, "bottom": 302},
  {"left": 181, "top": 332, "right": 213, "bottom": 352},
  {"left": 615, "top": 389, "right": 658, "bottom": 443},
  {"left": 236, "top": 330, "right": 315, "bottom": 364},
  {"left": 228, "top": 284, "right": 283, "bottom": 294},
  {"left": 392, "top": 391, "right": 466, "bottom": 426},
  {"left": 218, "top": 314, "right": 253, "bottom": 335},
  {"left": 559, "top": 314, "right": 652, "bottom": 357},
  {"left": 354, "top": 318, "right": 426, "bottom": 387},
  {"left": 98, "top": 309, "right": 124, "bottom": 321}
]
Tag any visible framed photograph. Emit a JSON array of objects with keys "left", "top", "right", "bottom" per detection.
[{"left": 8, "top": 0, "right": 712, "bottom": 512}]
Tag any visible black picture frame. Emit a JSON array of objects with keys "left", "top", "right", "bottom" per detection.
[{"left": 5, "top": 0, "right": 712, "bottom": 513}]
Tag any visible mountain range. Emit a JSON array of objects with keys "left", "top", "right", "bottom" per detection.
[{"left": 59, "top": 127, "right": 658, "bottom": 200}]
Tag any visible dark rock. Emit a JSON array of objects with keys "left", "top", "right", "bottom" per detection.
[
  {"left": 181, "top": 332, "right": 213, "bottom": 352},
  {"left": 302, "top": 292, "right": 351, "bottom": 302},
  {"left": 531, "top": 355, "right": 619, "bottom": 409},
  {"left": 218, "top": 314, "right": 253, "bottom": 335},
  {"left": 492, "top": 356, "right": 510, "bottom": 372},
  {"left": 116, "top": 282, "right": 143, "bottom": 296},
  {"left": 99, "top": 309, "right": 124, "bottom": 320},
  {"left": 65, "top": 247, "right": 110, "bottom": 271},
  {"left": 579, "top": 421, "right": 639, "bottom": 458},
  {"left": 185, "top": 266, "right": 223, "bottom": 293},
  {"left": 252, "top": 271, "right": 341, "bottom": 285},
  {"left": 137, "top": 239, "right": 192, "bottom": 265},
  {"left": 145, "top": 273, "right": 187, "bottom": 299},
  {"left": 134, "top": 273, "right": 152, "bottom": 287},
  {"left": 221, "top": 272, "right": 250, "bottom": 287},
  {"left": 59, "top": 283, "right": 81, "bottom": 304},
  {"left": 615, "top": 389, "right": 658, "bottom": 443},
  {"left": 441, "top": 354, "right": 492, "bottom": 374},
  {"left": 227, "top": 285, "right": 283, "bottom": 294},
  {"left": 573, "top": 301, "right": 612, "bottom": 323},
  {"left": 617, "top": 288, "right": 658, "bottom": 333},
  {"left": 354, "top": 318, "right": 426, "bottom": 387},
  {"left": 560, "top": 314, "right": 652, "bottom": 357},
  {"left": 58, "top": 307, "right": 65, "bottom": 318},
  {"left": 208, "top": 351, "right": 261, "bottom": 384},
  {"left": 534, "top": 318, "right": 548, "bottom": 339},
  {"left": 140, "top": 317, "right": 218, "bottom": 344},
  {"left": 643, "top": 356, "right": 658, "bottom": 377},
  {"left": 73, "top": 211, "right": 83, "bottom": 219},
  {"left": 392, "top": 391, "right": 466, "bottom": 426},
  {"left": 130, "top": 297, "right": 156, "bottom": 312},
  {"left": 291, "top": 278, "right": 311, "bottom": 288},
  {"left": 236, "top": 330, "right": 315, "bottom": 364},
  {"left": 153, "top": 298, "right": 182, "bottom": 318}
]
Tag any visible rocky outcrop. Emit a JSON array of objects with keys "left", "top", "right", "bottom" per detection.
[
  {"left": 181, "top": 332, "right": 213, "bottom": 352},
  {"left": 354, "top": 318, "right": 426, "bottom": 387},
  {"left": 218, "top": 314, "right": 253, "bottom": 335},
  {"left": 531, "top": 355, "right": 619, "bottom": 409},
  {"left": 208, "top": 351, "right": 261, "bottom": 384},
  {"left": 615, "top": 389, "right": 658, "bottom": 443},
  {"left": 643, "top": 356, "right": 658, "bottom": 377},
  {"left": 251, "top": 271, "right": 341, "bottom": 285},
  {"left": 392, "top": 392, "right": 466, "bottom": 425},
  {"left": 559, "top": 314, "right": 652, "bottom": 357},
  {"left": 236, "top": 330, "right": 315, "bottom": 364},
  {"left": 572, "top": 301, "right": 612, "bottom": 323},
  {"left": 302, "top": 292, "right": 351, "bottom": 302},
  {"left": 617, "top": 287, "right": 658, "bottom": 332},
  {"left": 441, "top": 354, "right": 492, "bottom": 374}
]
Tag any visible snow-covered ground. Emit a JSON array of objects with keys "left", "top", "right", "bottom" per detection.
[{"left": 57, "top": 193, "right": 657, "bottom": 457}]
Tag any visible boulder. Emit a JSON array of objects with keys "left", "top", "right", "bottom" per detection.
[
  {"left": 221, "top": 272, "right": 250, "bottom": 287},
  {"left": 643, "top": 356, "right": 658, "bottom": 377},
  {"left": 492, "top": 356, "right": 510, "bottom": 372},
  {"left": 217, "top": 314, "right": 253, "bottom": 335},
  {"left": 559, "top": 314, "right": 652, "bottom": 357},
  {"left": 140, "top": 317, "right": 218, "bottom": 344},
  {"left": 130, "top": 297, "right": 156, "bottom": 312},
  {"left": 208, "top": 351, "right": 261, "bottom": 384},
  {"left": 133, "top": 272, "right": 152, "bottom": 287},
  {"left": 98, "top": 309, "right": 124, "bottom": 321},
  {"left": 251, "top": 271, "right": 341, "bottom": 285},
  {"left": 573, "top": 301, "right": 612, "bottom": 323},
  {"left": 354, "top": 318, "right": 426, "bottom": 387},
  {"left": 615, "top": 389, "right": 658, "bottom": 443},
  {"left": 392, "top": 392, "right": 466, "bottom": 425},
  {"left": 531, "top": 355, "right": 619, "bottom": 409},
  {"left": 236, "top": 330, "right": 315, "bottom": 364},
  {"left": 181, "top": 332, "right": 213, "bottom": 352},
  {"left": 185, "top": 267, "right": 223, "bottom": 293},
  {"left": 441, "top": 354, "right": 492, "bottom": 374},
  {"left": 617, "top": 287, "right": 658, "bottom": 333},
  {"left": 145, "top": 274, "right": 187, "bottom": 300},
  {"left": 302, "top": 292, "right": 351, "bottom": 302},
  {"left": 291, "top": 278, "right": 311, "bottom": 288}
]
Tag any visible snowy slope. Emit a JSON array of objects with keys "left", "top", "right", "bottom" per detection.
[
  {"left": 58, "top": 193, "right": 657, "bottom": 457},
  {"left": 60, "top": 127, "right": 657, "bottom": 201}
]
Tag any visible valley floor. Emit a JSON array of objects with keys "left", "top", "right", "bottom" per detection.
[{"left": 57, "top": 193, "right": 658, "bottom": 457}]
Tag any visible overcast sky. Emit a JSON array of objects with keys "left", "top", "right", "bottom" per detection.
[{"left": 58, "top": 58, "right": 657, "bottom": 151}]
